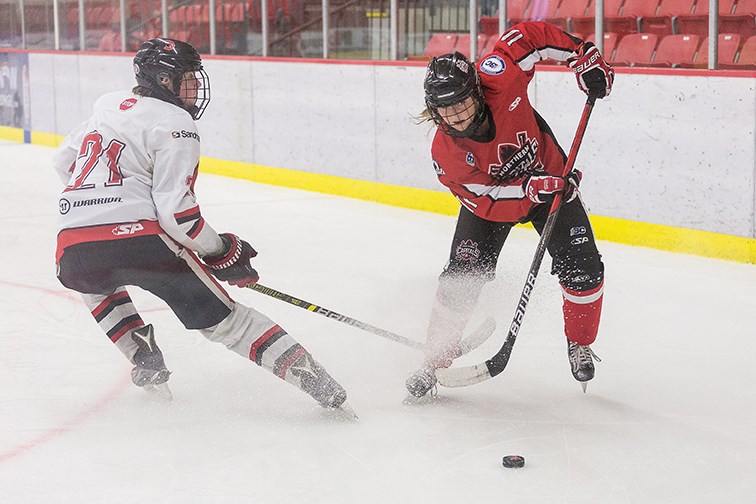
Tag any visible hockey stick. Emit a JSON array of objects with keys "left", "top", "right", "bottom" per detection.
[
  {"left": 436, "top": 96, "right": 597, "bottom": 388},
  {"left": 247, "top": 282, "right": 496, "bottom": 353}
]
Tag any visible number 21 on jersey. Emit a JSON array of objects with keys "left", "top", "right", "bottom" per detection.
[{"left": 65, "top": 131, "right": 126, "bottom": 192}]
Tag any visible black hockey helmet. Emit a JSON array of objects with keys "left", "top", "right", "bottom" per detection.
[
  {"left": 424, "top": 51, "right": 487, "bottom": 138},
  {"left": 133, "top": 38, "right": 210, "bottom": 120}
]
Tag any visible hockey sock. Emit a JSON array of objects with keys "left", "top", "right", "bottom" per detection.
[
  {"left": 199, "top": 303, "right": 329, "bottom": 393},
  {"left": 81, "top": 288, "right": 144, "bottom": 361},
  {"left": 561, "top": 280, "right": 604, "bottom": 346},
  {"left": 424, "top": 276, "right": 485, "bottom": 368}
]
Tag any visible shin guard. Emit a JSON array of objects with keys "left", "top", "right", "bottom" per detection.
[{"left": 561, "top": 280, "right": 604, "bottom": 346}]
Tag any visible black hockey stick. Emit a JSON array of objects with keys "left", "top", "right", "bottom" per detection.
[
  {"left": 247, "top": 282, "right": 496, "bottom": 353},
  {"left": 435, "top": 96, "right": 597, "bottom": 388}
]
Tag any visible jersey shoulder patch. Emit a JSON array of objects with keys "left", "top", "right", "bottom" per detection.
[{"left": 479, "top": 55, "right": 506, "bottom": 76}]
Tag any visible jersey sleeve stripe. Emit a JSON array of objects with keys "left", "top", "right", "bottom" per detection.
[
  {"left": 186, "top": 217, "right": 205, "bottom": 239},
  {"left": 516, "top": 45, "right": 577, "bottom": 72},
  {"left": 174, "top": 206, "right": 201, "bottom": 224},
  {"left": 462, "top": 182, "right": 526, "bottom": 200}
]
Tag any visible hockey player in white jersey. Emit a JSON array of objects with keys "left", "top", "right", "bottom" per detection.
[{"left": 53, "top": 38, "right": 348, "bottom": 410}]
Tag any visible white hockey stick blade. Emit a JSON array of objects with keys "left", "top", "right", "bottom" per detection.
[
  {"left": 435, "top": 363, "right": 493, "bottom": 388},
  {"left": 458, "top": 317, "right": 496, "bottom": 355}
]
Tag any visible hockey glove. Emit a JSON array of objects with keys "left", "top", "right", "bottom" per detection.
[
  {"left": 203, "top": 233, "right": 259, "bottom": 287},
  {"left": 524, "top": 175, "right": 566, "bottom": 204},
  {"left": 568, "top": 42, "right": 614, "bottom": 99},
  {"left": 565, "top": 169, "right": 582, "bottom": 203}
]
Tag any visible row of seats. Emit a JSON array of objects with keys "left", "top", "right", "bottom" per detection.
[
  {"left": 480, "top": 0, "right": 756, "bottom": 40},
  {"left": 418, "top": 31, "right": 756, "bottom": 68},
  {"left": 153, "top": 0, "right": 298, "bottom": 50},
  {"left": 586, "top": 31, "right": 755, "bottom": 67}
]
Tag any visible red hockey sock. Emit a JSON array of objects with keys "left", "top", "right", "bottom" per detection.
[{"left": 561, "top": 280, "right": 604, "bottom": 346}]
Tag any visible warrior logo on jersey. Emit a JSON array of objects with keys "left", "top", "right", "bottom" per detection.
[
  {"left": 489, "top": 131, "right": 543, "bottom": 182},
  {"left": 455, "top": 239, "right": 481, "bottom": 264},
  {"left": 59, "top": 198, "right": 71, "bottom": 215},
  {"left": 480, "top": 55, "right": 506, "bottom": 75}
]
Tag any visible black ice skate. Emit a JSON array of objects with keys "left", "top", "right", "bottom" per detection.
[
  {"left": 290, "top": 352, "right": 348, "bottom": 410},
  {"left": 405, "top": 367, "right": 438, "bottom": 398},
  {"left": 130, "top": 324, "right": 172, "bottom": 401},
  {"left": 567, "top": 339, "right": 601, "bottom": 393}
]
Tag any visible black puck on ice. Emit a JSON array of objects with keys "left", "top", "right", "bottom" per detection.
[{"left": 501, "top": 455, "right": 525, "bottom": 468}]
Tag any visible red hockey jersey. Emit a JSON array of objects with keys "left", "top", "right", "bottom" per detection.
[{"left": 430, "top": 22, "right": 583, "bottom": 223}]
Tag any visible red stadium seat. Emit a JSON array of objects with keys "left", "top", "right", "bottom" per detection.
[
  {"left": 682, "top": 33, "right": 741, "bottom": 67},
  {"left": 605, "top": 0, "right": 661, "bottom": 36},
  {"left": 480, "top": 34, "right": 499, "bottom": 57},
  {"left": 425, "top": 33, "right": 459, "bottom": 58},
  {"left": 570, "top": 0, "right": 623, "bottom": 35},
  {"left": 611, "top": 32, "right": 659, "bottom": 65},
  {"left": 586, "top": 32, "right": 621, "bottom": 60},
  {"left": 454, "top": 33, "right": 492, "bottom": 59},
  {"left": 510, "top": 0, "right": 533, "bottom": 23},
  {"left": 550, "top": 0, "right": 592, "bottom": 32},
  {"left": 719, "top": 0, "right": 756, "bottom": 40},
  {"left": 480, "top": 0, "right": 531, "bottom": 34},
  {"left": 533, "top": 0, "right": 563, "bottom": 29},
  {"left": 676, "top": 0, "right": 737, "bottom": 38},
  {"left": 646, "top": 33, "right": 700, "bottom": 65},
  {"left": 641, "top": 0, "right": 695, "bottom": 35},
  {"left": 719, "top": 34, "right": 756, "bottom": 68}
]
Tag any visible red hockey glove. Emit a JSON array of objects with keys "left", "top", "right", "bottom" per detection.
[
  {"left": 567, "top": 42, "right": 614, "bottom": 99},
  {"left": 524, "top": 175, "right": 566, "bottom": 204},
  {"left": 203, "top": 233, "right": 259, "bottom": 287}
]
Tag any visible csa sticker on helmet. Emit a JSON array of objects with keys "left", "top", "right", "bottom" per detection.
[{"left": 480, "top": 55, "right": 506, "bottom": 75}]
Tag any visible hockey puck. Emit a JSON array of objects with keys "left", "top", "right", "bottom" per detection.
[{"left": 501, "top": 455, "right": 525, "bottom": 468}]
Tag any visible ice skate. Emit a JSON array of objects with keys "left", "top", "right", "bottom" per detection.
[
  {"left": 405, "top": 366, "right": 438, "bottom": 398},
  {"left": 567, "top": 339, "right": 601, "bottom": 392},
  {"left": 290, "top": 352, "right": 348, "bottom": 410},
  {"left": 130, "top": 324, "right": 172, "bottom": 401}
]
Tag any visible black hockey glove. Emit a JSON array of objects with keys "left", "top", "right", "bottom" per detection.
[
  {"left": 567, "top": 42, "right": 614, "bottom": 99},
  {"left": 565, "top": 169, "right": 582, "bottom": 203},
  {"left": 203, "top": 233, "right": 259, "bottom": 287}
]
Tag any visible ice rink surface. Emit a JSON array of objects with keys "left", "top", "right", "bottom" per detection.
[{"left": 2, "top": 140, "right": 755, "bottom": 503}]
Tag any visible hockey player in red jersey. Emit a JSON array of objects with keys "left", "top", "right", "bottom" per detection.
[
  {"left": 406, "top": 22, "right": 613, "bottom": 397},
  {"left": 53, "top": 38, "right": 349, "bottom": 410}
]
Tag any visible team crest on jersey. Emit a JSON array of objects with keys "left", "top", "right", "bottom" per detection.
[
  {"left": 455, "top": 239, "right": 481, "bottom": 264},
  {"left": 466, "top": 152, "right": 475, "bottom": 166},
  {"left": 432, "top": 160, "right": 445, "bottom": 176},
  {"left": 489, "top": 131, "right": 543, "bottom": 182},
  {"left": 480, "top": 55, "right": 506, "bottom": 75},
  {"left": 120, "top": 98, "right": 138, "bottom": 111}
]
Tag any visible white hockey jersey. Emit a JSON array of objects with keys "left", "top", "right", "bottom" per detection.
[{"left": 53, "top": 90, "right": 223, "bottom": 261}]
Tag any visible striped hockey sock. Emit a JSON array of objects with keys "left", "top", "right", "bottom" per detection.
[{"left": 561, "top": 280, "right": 604, "bottom": 346}]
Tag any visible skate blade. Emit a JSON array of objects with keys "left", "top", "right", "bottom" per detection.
[
  {"left": 336, "top": 401, "right": 359, "bottom": 419},
  {"left": 143, "top": 382, "right": 173, "bottom": 402},
  {"left": 581, "top": 382, "right": 588, "bottom": 393}
]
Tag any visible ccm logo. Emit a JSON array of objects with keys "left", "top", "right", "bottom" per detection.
[{"left": 112, "top": 223, "right": 144, "bottom": 236}]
